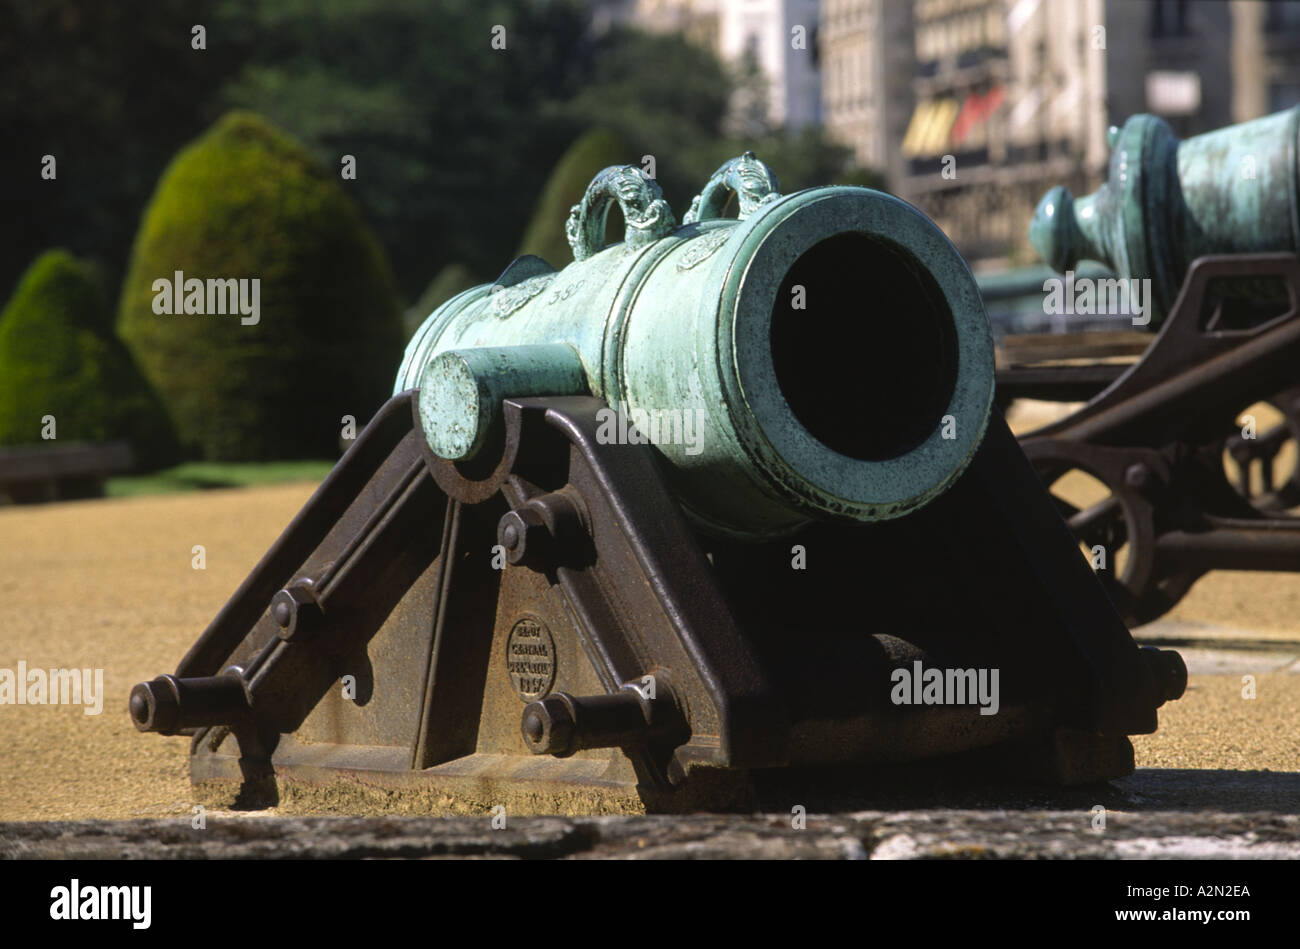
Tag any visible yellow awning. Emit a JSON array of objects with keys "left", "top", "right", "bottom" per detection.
[{"left": 901, "top": 99, "right": 962, "bottom": 158}]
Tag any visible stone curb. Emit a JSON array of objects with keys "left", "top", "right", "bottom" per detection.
[{"left": 3, "top": 811, "right": 1298, "bottom": 859}]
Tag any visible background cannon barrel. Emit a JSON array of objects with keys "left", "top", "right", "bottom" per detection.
[
  {"left": 396, "top": 155, "right": 995, "bottom": 539},
  {"left": 1029, "top": 106, "right": 1300, "bottom": 327}
]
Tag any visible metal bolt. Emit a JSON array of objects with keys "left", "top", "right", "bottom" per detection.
[
  {"left": 521, "top": 688, "right": 675, "bottom": 758},
  {"left": 522, "top": 709, "right": 545, "bottom": 743},
  {"left": 497, "top": 507, "right": 549, "bottom": 567},
  {"left": 270, "top": 584, "right": 323, "bottom": 641},
  {"left": 128, "top": 671, "right": 249, "bottom": 735},
  {"left": 520, "top": 695, "right": 576, "bottom": 755},
  {"left": 272, "top": 599, "right": 293, "bottom": 628},
  {"left": 128, "top": 683, "right": 167, "bottom": 732},
  {"left": 1141, "top": 646, "right": 1188, "bottom": 704},
  {"left": 1124, "top": 462, "right": 1152, "bottom": 490}
]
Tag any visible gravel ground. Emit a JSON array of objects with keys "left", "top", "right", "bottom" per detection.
[
  {"left": 0, "top": 483, "right": 315, "bottom": 821},
  {"left": 1, "top": 463, "right": 1296, "bottom": 825}
]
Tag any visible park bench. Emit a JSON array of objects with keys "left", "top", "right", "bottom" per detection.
[{"left": 0, "top": 441, "right": 134, "bottom": 504}]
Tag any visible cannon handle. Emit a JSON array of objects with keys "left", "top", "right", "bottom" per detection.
[
  {"left": 565, "top": 165, "right": 675, "bottom": 262},
  {"left": 683, "top": 151, "right": 781, "bottom": 225}
]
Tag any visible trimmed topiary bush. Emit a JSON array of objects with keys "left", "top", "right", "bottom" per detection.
[
  {"left": 517, "top": 128, "right": 632, "bottom": 268},
  {"left": 404, "top": 262, "right": 478, "bottom": 337},
  {"left": 0, "top": 250, "right": 179, "bottom": 468},
  {"left": 834, "top": 166, "right": 890, "bottom": 193},
  {"left": 118, "top": 111, "right": 405, "bottom": 461}
]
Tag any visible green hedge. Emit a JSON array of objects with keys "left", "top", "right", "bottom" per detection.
[
  {"left": 118, "top": 111, "right": 404, "bottom": 461},
  {"left": 406, "top": 262, "right": 478, "bottom": 337},
  {"left": 0, "top": 250, "right": 179, "bottom": 468},
  {"left": 517, "top": 128, "right": 632, "bottom": 268}
]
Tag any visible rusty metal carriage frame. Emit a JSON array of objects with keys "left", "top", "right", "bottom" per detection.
[
  {"left": 130, "top": 387, "right": 1186, "bottom": 813},
  {"left": 127, "top": 153, "right": 1189, "bottom": 814},
  {"left": 1007, "top": 252, "right": 1300, "bottom": 626}
]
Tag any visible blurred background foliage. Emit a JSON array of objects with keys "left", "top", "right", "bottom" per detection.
[
  {"left": 0, "top": 250, "right": 179, "bottom": 465},
  {"left": 2, "top": 0, "right": 873, "bottom": 304},
  {"left": 516, "top": 128, "right": 633, "bottom": 269},
  {"left": 118, "top": 111, "right": 404, "bottom": 461},
  {"left": 0, "top": 0, "right": 880, "bottom": 463}
]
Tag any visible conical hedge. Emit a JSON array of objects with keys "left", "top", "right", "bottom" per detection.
[
  {"left": 0, "top": 250, "right": 179, "bottom": 468},
  {"left": 517, "top": 129, "right": 632, "bottom": 268},
  {"left": 405, "top": 262, "right": 478, "bottom": 337},
  {"left": 118, "top": 111, "right": 405, "bottom": 461}
]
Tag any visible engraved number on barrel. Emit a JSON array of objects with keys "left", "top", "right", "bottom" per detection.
[{"left": 506, "top": 617, "right": 556, "bottom": 701}]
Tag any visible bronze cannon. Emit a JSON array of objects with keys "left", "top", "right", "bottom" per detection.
[
  {"left": 1013, "top": 108, "right": 1300, "bottom": 624},
  {"left": 130, "top": 155, "right": 1185, "bottom": 813}
]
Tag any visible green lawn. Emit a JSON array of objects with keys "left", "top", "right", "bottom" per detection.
[{"left": 105, "top": 460, "right": 335, "bottom": 498}]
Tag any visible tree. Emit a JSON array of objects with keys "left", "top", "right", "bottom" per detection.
[
  {"left": 0, "top": 0, "right": 230, "bottom": 305},
  {"left": 118, "top": 111, "right": 404, "bottom": 461},
  {"left": 3, "top": 0, "right": 879, "bottom": 316},
  {"left": 0, "top": 250, "right": 178, "bottom": 467},
  {"left": 213, "top": 0, "right": 593, "bottom": 300},
  {"left": 406, "top": 262, "right": 479, "bottom": 338}
]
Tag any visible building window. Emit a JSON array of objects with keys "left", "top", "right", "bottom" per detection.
[
  {"left": 1150, "top": 0, "right": 1190, "bottom": 38},
  {"left": 1270, "top": 84, "right": 1300, "bottom": 112},
  {"left": 1146, "top": 70, "right": 1201, "bottom": 116},
  {"left": 1266, "top": 0, "right": 1300, "bottom": 32}
]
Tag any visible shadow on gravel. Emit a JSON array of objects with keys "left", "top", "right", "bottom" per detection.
[
  {"left": 1111, "top": 769, "right": 1300, "bottom": 814},
  {"left": 742, "top": 764, "right": 1300, "bottom": 815}
]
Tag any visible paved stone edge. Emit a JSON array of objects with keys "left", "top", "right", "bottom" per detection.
[{"left": 2, "top": 812, "right": 1298, "bottom": 859}]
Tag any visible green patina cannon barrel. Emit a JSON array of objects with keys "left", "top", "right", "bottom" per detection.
[
  {"left": 1030, "top": 106, "right": 1300, "bottom": 326},
  {"left": 396, "top": 153, "right": 995, "bottom": 539}
]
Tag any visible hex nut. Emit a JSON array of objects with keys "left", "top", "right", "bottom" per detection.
[
  {"left": 498, "top": 507, "right": 549, "bottom": 567},
  {"left": 521, "top": 695, "right": 575, "bottom": 755}
]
